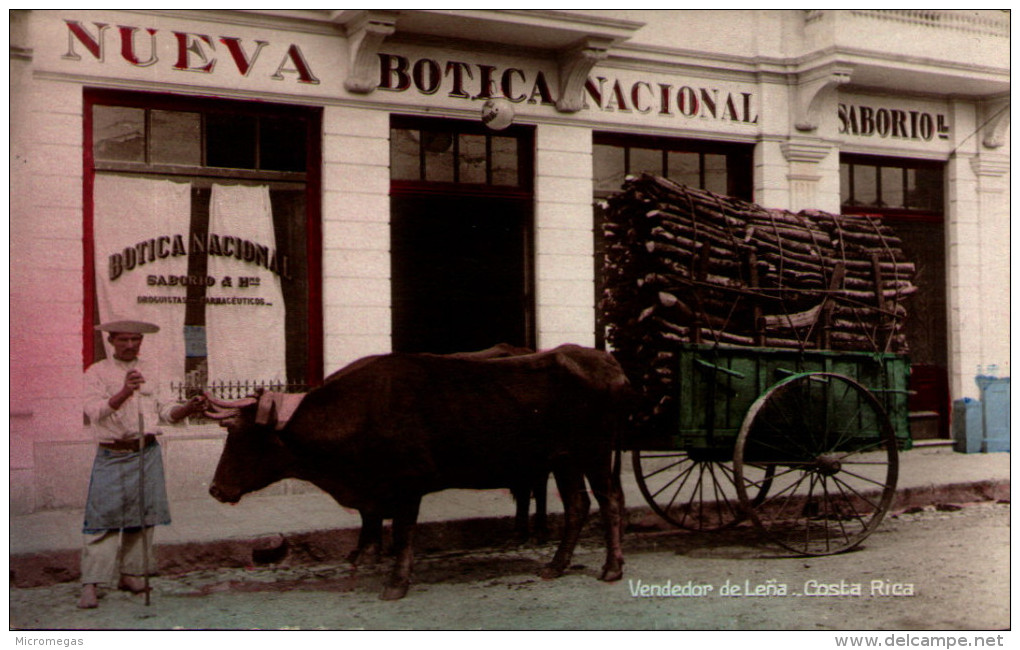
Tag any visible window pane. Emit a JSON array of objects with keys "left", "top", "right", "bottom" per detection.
[
  {"left": 854, "top": 165, "right": 879, "bottom": 206},
  {"left": 667, "top": 151, "right": 699, "bottom": 188},
  {"left": 881, "top": 166, "right": 904, "bottom": 208},
  {"left": 93, "top": 105, "right": 145, "bottom": 162},
  {"left": 704, "top": 153, "right": 727, "bottom": 194},
  {"left": 206, "top": 113, "right": 257, "bottom": 169},
  {"left": 909, "top": 167, "right": 943, "bottom": 211},
  {"left": 422, "top": 130, "right": 454, "bottom": 183},
  {"left": 594, "top": 144, "right": 625, "bottom": 193},
  {"left": 390, "top": 128, "right": 420, "bottom": 180},
  {"left": 459, "top": 134, "right": 487, "bottom": 184},
  {"left": 491, "top": 136, "right": 518, "bottom": 186},
  {"left": 840, "top": 163, "right": 851, "bottom": 206},
  {"left": 260, "top": 116, "right": 306, "bottom": 172},
  {"left": 150, "top": 110, "right": 201, "bottom": 165},
  {"left": 629, "top": 147, "right": 661, "bottom": 176}
]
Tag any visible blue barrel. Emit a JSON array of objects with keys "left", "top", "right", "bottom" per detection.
[
  {"left": 977, "top": 376, "right": 1010, "bottom": 453},
  {"left": 952, "top": 398, "right": 983, "bottom": 454}
]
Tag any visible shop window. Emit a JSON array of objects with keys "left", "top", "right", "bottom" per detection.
[
  {"left": 84, "top": 90, "right": 322, "bottom": 396},
  {"left": 593, "top": 134, "right": 752, "bottom": 200},
  {"left": 390, "top": 118, "right": 527, "bottom": 189},
  {"left": 840, "top": 155, "right": 944, "bottom": 214}
]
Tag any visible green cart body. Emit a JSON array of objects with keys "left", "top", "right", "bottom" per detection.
[
  {"left": 639, "top": 344, "right": 911, "bottom": 452},
  {"left": 630, "top": 343, "right": 911, "bottom": 556}
]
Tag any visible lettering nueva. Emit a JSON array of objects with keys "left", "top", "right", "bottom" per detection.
[{"left": 62, "top": 20, "right": 319, "bottom": 83}]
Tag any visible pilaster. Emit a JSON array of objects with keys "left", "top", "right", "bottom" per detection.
[{"left": 780, "top": 139, "right": 839, "bottom": 212}]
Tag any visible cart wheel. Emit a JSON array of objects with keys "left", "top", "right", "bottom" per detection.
[
  {"left": 733, "top": 372, "right": 899, "bottom": 556},
  {"left": 633, "top": 449, "right": 774, "bottom": 531}
]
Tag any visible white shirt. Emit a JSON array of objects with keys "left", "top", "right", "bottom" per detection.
[{"left": 83, "top": 357, "right": 179, "bottom": 443}]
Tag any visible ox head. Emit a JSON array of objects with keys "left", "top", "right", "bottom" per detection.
[{"left": 205, "top": 391, "right": 296, "bottom": 504}]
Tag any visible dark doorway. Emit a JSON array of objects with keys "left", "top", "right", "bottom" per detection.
[
  {"left": 391, "top": 193, "right": 532, "bottom": 353},
  {"left": 840, "top": 155, "right": 949, "bottom": 439},
  {"left": 389, "top": 116, "right": 535, "bottom": 355}
]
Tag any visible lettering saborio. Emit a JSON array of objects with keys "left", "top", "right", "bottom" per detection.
[{"left": 838, "top": 103, "right": 949, "bottom": 141}]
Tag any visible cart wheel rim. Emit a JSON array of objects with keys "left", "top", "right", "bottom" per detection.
[
  {"left": 632, "top": 449, "right": 774, "bottom": 531},
  {"left": 733, "top": 372, "right": 899, "bottom": 556}
]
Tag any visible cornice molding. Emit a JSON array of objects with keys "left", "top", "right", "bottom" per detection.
[
  {"left": 781, "top": 140, "right": 833, "bottom": 164},
  {"left": 970, "top": 153, "right": 1010, "bottom": 177},
  {"left": 10, "top": 46, "right": 33, "bottom": 62}
]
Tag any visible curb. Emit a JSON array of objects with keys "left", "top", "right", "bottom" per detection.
[{"left": 9, "top": 479, "right": 1008, "bottom": 589}]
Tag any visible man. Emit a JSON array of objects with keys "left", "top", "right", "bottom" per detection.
[{"left": 79, "top": 320, "right": 207, "bottom": 609}]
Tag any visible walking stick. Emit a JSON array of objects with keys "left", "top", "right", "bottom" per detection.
[{"left": 137, "top": 412, "right": 151, "bottom": 606}]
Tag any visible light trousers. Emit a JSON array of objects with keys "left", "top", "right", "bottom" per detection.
[{"left": 80, "top": 527, "right": 155, "bottom": 585}]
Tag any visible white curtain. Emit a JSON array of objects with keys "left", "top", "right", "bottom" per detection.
[
  {"left": 205, "top": 184, "right": 287, "bottom": 385},
  {"left": 93, "top": 175, "right": 190, "bottom": 383}
]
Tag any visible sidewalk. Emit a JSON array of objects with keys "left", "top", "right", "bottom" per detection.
[{"left": 9, "top": 444, "right": 1010, "bottom": 587}]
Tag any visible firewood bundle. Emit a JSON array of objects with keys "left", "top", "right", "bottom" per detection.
[{"left": 599, "top": 174, "right": 916, "bottom": 422}]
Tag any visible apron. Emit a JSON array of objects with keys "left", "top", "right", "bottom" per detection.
[{"left": 82, "top": 441, "right": 171, "bottom": 534}]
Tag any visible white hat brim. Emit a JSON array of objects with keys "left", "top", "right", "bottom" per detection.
[{"left": 95, "top": 320, "right": 160, "bottom": 334}]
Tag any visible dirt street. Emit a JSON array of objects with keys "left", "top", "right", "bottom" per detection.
[{"left": 9, "top": 501, "right": 1009, "bottom": 631}]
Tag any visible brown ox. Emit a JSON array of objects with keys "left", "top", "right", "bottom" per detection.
[{"left": 206, "top": 344, "right": 629, "bottom": 600}]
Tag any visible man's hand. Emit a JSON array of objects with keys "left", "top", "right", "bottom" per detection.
[
  {"left": 108, "top": 370, "right": 145, "bottom": 411},
  {"left": 123, "top": 369, "right": 146, "bottom": 392},
  {"left": 170, "top": 394, "right": 209, "bottom": 423}
]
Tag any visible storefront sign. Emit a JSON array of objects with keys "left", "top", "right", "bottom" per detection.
[
  {"left": 838, "top": 103, "right": 950, "bottom": 141},
  {"left": 61, "top": 19, "right": 320, "bottom": 83},
  {"left": 378, "top": 53, "right": 759, "bottom": 124},
  {"left": 56, "top": 18, "right": 759, "bottom": 127}
]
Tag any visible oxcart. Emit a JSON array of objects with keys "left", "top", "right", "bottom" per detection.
[
  {"left": 602, "top": 174, "right": 917, "bottom": 555},
  {"left": 630, "top": 343, "right": 911, "bottom": 556}
]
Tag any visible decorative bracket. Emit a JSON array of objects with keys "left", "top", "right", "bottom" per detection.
[
  {"left": 980, "top": 97, "right": 1010, "bottom": 149},
  {"left": 340, "top": 10, "right": 398, "bottom": 94},
  {"left": 556, "top": 37, "right": 613, "bottom": 113},
  {"left": 794, "top": 64, "right": 853, "bottom": 132}
]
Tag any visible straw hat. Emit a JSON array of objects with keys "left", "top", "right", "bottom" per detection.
[{"left": 95, "top": 320, "right": 160, "bottom": 334}]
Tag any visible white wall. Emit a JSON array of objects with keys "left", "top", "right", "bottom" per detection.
[
  {"left": 321, "top": 107, "right": 393, "bottom": 370},
  {"left": 534, "top": 125, "right": 597, "bottom": 348}
]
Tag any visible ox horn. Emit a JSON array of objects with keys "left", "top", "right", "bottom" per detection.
[
  {"left": 205, "top": 394, "right": 258, "bottom": 410},
  {"left": 203, "top": 407, "right": 238, "bottom": 421}
]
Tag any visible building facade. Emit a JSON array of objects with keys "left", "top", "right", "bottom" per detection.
[{"left": 9, "top": 9, "right": 1010, "bottom": 514}]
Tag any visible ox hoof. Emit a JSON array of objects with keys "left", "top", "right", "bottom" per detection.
[
  {"left": 380, "top": 583, "right": 409, "bottom": 601},
  {"left": 600, "top": 564, "right": 624, "bottom": 582},
  {"left": 538, "top": 565, "right": 565, "bottom": 580},
  {"left": 347, "top": 545, "right": 381, "bottom": 567}
]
